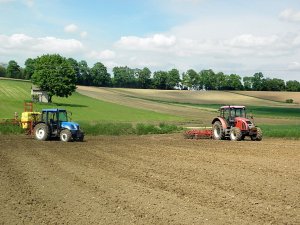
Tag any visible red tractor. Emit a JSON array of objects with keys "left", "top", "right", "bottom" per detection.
[{"left": 211, "top": 105, "right": 262, "bottom": 141}]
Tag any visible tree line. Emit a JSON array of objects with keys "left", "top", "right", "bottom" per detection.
[{"left": 1, "top": 54, "right": 300, "bottom": 92}]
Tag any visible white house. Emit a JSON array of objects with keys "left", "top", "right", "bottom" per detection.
[{"left": 31, "top": 85, "right": 49, "bottom": 103}]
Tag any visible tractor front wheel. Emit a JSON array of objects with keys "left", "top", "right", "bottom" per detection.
[
  {"left": 251, "top": 127, "right": 263, "bottom": 141},
  {"left": 230, "top": 127, "right": 242, "bottom": 141},
  {"left": 212, "top": 121, "right": 225, "bottom": 140},
  {"left": 34, "top": 123, "right": 50, "bottom": 141},
  {"left": 60, "top": 129, "right": 72, "bottom": 142}
]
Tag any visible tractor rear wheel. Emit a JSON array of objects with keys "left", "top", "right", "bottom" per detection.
[
  {"left": 212, "top": 121, "right": 225, "bottom": 140},
  {"left": 230, "top": 127, "right": 242, "bottom": 141},
  {"left": 60, "top": 129, "right": 72, "bottom": 142},
  {"left": 34, "top": 123, "right": 50, "bottom": 141},
  {"left": 251, "top": 127, "right": 263, "bottom": 141}
]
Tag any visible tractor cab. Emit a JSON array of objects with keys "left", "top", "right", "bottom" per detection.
[
  {"left": 41, "top": 109, "right": 70, "bottom": 132},
  {"left": 219, "top": 105, "right": 247, "bottom": 126}
]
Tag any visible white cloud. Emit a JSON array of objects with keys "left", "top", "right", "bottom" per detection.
[
  {"left": 64, "top": 24, "right": 79, "bottom": 33},
  {"left": 116, "top": 34, "right": 176, "bottom": 51},
  {"left": 0, "top": 33, "right": 84, "bottom": 55},
  {"left": 225, "top": 34, "right": 279, "bottom": 48},
  {"left": 80, "top": 31, "right": 88, "bottom": 38},
  {"left": 0, "top": 0, "right": 14, "bottom": 3},
  {"left": 288, "top": 62, "right": 300, "bottom": 71},
  {"left": 24, "top": 0, "right": 34, "bottom": 7},
  {"left": 280, "top": 9, "right": 300, "bottom": 22},
  {"left": 88, "top": 49, "right": 116, "bottom": 60},
  {"left": 115, "top": 32, "right": 299, "bottom": 58}
]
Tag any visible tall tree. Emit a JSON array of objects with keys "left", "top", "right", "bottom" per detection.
[
  {"left": 225, "top": 74, "right": 243, "bottom": 90},
  {"left": 252, "top": 72, "right": 264, "bottom": 91},
  {"left": 91, "top": 62, "right": 111, "bottom": 87},
  {"left": 0, "top": 65, "right": 6, "bottom": 77},
  {"left": 167, "top": 68, "right": 181, "bottom": 89},
  {"left": 67, "top": 58, "right": 80, "bottom": 84},
  {"left": 261, "top": 78, "right": 285, "bottom": 91},
  {"left": 113, "top": 66, "right": 136, "bottom": 88},
  {"left": 215, "top": 72, "right": 227, "bottom": 90},
  {"left": 199, "top": 69, "right": 216, "bottom": 90},
  {"left": 182, "top": 69, "right": 200, "bottom": 90},
  {"left": 243, "top": 76, "right": 253, "bottom": 90},
  {"left": 31, "top": 54, "right": 76, "bottom": 102},
  {"left": 152, "top": 71, "right": 168, "bottom": 89},
  {"left": 24, "top": 58, "right": 36, "bottom": 80},
  {"left": 136, "top": 67, "right": 151, "bottom": 89},
  {"left": 286, "top": 80, "right": 300, "bottom": 92},
  {"left": 6, "top": 60, "right": 22, "bottom": 79},
  {"left": 78, "top": 60, "right": 91, "bottom": 85}
]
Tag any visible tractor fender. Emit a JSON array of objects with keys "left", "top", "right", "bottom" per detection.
[{"left": 212, "top": 117, "right": 228, "bottom": 129}]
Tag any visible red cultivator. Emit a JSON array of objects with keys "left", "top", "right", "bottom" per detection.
[{"left": 184, "top": 128, "right": 212, "bottom": 139}]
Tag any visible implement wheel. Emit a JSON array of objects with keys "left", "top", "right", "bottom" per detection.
[
  {"left": 60, "top": 129, "right": 72, "bottom": 142},
  {"left": 34, "top": 123, "right": 50, "bottom": 141},
  {"left": 212, "top": 121, "right": 225, "bottom": 140}
]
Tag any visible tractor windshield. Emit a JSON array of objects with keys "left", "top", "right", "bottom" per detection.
[
  {"left": 58, "top": 111, "right": 68, "bottom": 122},
  {"left": 234, "top": 108, "right": 246, "bottom": 118}
]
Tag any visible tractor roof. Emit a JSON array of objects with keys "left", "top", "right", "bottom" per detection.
[
  {"left": 42, "top": 109, "right": 66, "bottom": 112},
  {"left": 220, "top": 105, "right": 246, "bottom": 109}
]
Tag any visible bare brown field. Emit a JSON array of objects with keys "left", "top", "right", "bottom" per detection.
[
  {"left": 233, "top": 91, "right": 300, "bottom": 104},
  {"left": 0, "top": 134, "right": 299, "bottom": 225}
]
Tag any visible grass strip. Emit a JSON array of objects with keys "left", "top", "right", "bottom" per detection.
[{"left": 260, "top": 124, "right": 300, "bottom": 139}]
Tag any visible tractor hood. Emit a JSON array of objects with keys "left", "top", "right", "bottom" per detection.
[{"left": 61, "top": 121, "right": 80, "bottom": 131}]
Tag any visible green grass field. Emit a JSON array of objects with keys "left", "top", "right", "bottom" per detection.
[{"left": 0, "top": 79, "right": 181, "bottom": 123}]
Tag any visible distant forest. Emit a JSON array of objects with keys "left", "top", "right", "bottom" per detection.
[{"left": 1, "top": 54, "right": 300, "bottom": 92}]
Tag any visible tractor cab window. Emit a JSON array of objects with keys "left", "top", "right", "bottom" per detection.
[
  {"left": 222, "top": 109, "right": 231, "bottom": 119},
  {"left": 48, "top": 112, "right": 58, "bottom": 124},
  {"left": 58, "top": 111, "right": 68, "bottom": 122},
  {"left": 234, "top": 108, "right": 246, "bottom": 118}
]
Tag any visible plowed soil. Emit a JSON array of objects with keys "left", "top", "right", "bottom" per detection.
[{"left": 0, "top": 135, "right": 299, "bottom": 225}]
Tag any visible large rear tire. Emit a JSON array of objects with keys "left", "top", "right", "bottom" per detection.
[
  {"left": 251, "top": 127, "right": 263, "bottom": 141},
  {"left": 212, "top": 121, "right": 225, "bottom": 140},
  {"left": 230, "top": 127, "right": 242, "bottom": 141},
  {"left": 34, "top": 123, "right": 50, "bottom": 141},
  {"left": 60, "top": 129, "right": 72, "bottom": 142}
]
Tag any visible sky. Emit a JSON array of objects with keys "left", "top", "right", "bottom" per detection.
[{"left": 0, "top": 0, "right": 300, "bottom": 80}]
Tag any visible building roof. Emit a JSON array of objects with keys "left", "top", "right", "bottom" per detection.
[{"left": 220, "top": 105, "right": 246, "bottom": 109}]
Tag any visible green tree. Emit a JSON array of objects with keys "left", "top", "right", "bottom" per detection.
[
  {"left": 243, "top": 76, "right": 253, "bottom": 90},
  {"left": 225, "top": 74, "right": 243, "bottom": 90},
  {"left": 6, "top": 60, "right": 22, "bottom": 79},
  {"left": 136, "top": 67, "right": 151, "bottom": 89},
  {"left": 78, "top": 60, "right": 91, "bottom": 85},
  {"left": 261, "top": 78, "right": 285, "bottom": 91},
  {"left": 31, "top": 54, "right": 76, "bottom": 102},
  {"left": 113, "top": 66, "right": 136, "bottom": 88},
  {"left": 286, "top": 80, "right": 300, "bottom": 92},
  {"left": 167, "top": 68, "right": 181, "bottom": 89},
  {"left": 252, "top": 72, "right": 264, "bottom": 91},
  {"left": 0, "top": 65, "right": 6, "bottom": 77},
  {"left": 152, "top": 71, "right": 168, "bottom": 89},
  {"left": 91, "top": 62, "right": 111, "bottom": 87},
  {"left": 67, "top": 58, "right": 80, "bottom": 84},
  {"left": 215, "top": 72, "right": 227, "bottom": 90},
  {"left": 24, "top": 58, "right": 36, "bottom": 80},
  {"left": 182, "top": 69, "right": 200, "bottom": 90},
  {"left": 199, "top": 69, "right": 216, "bottom": 90}
]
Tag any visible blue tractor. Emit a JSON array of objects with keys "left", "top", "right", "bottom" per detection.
[{"left": 33, "top": 109, "right": 84, "bottom": 142}]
